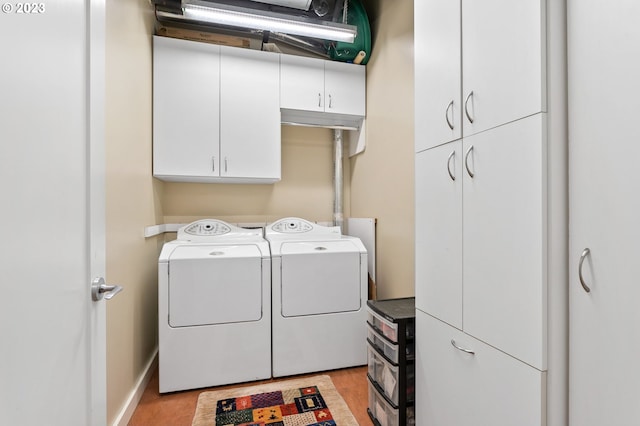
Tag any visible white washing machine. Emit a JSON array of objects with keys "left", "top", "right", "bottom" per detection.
[
  {"left": 158, "top": 219, "right": 271, "bottom": 393},
  {"left": 266, "top": 217, "right": 368, "bottom": 377}
]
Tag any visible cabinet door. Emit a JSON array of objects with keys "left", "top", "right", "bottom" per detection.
[
  {"left": 463, "top": 115, "right": 546, "bottom": 370},
  {"left": 220, "top": 46, "right": 281, "bottom": 181},
  {"left": 414, "top": 0, "right": 461, "bottom": 152},
  {"left": 568, "top": 1, "right": 640, "bottom": 424},
  {"left": 462, "top": 0, "right": 545, "bottom": 137},
  {"left": 416, "top": 310, "right": 544, "bottom": 426},
  {"left": 280, "top": 54, "right": 325, "bottom": 112},
  {"left": 153, "top": 37, "right": 220, "bottom": 178},
  {"left": 415, "top": 142, "right": 463, "bottom": 329},
  {"left": 324, "top": 60, "right": 365, "bottom": 116}
]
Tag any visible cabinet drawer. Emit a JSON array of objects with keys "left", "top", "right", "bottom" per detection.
[{"left": 415, "top": 310, "right": 544, "bottom": 426}]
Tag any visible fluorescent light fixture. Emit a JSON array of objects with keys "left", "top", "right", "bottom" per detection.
[{"left": 182, "top": 1, "right": 357, "bottom": 43}]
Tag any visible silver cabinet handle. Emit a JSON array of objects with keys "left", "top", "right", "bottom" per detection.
[
  {"left": 451, "top": 339, "right": 475, "bottom": 355},
  {"left": 224, "top": 158, "right": 228, "bottom": 173},
  {"left": 464, "top": 90, "right": 474, "bottom": 123},
  {"left": 328, "top": 94, "right": 333, "bottom": 108},
  {"left": 447, "top": 150, "right": 456, "bottom": 181},
  {"left": 464, "top": 145, "right": 474, "bottom": 178},
  {"left": 212, "top": 156, "right": 216, "bottom": 172},
  {"left": 445, "top": 100, "right": 454, "bottom": 130},
  {"left": 318, "top": 93, "right": 322, "bottom": 107},
  {"left": 578, "top": 248, "right": 591, "bottom": 293},
  {"left": 91, "top": 277, "right": 123, "bottom": 301}
]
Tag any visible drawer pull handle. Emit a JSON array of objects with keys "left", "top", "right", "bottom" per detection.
[{"left": 451, "top": 339, "right": 475, "bottom": 355}]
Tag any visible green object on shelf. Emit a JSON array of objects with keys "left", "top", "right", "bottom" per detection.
[{"left": 327, "top": 0, "right": 371, "bottom": 65}]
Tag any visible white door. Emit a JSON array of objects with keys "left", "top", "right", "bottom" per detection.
[
  {"left": 415, "top": 142, "right": 463, "bottom": 329},
  {"left": 0, "top": 2, "right": 108, "bottom": 425},
  {"left": 568, "top": 1, "right": 640, "bottom": 424}
]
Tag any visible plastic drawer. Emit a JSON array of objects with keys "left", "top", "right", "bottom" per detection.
[
  {"left": 368, "top": 344, "right": 400, "bottom": 404},
  {"left": 367, "top": 308, "right": 399, "bottom": 342},
  {"left": 368, "top": 379, "right": 399, "bottom": 426},
  {"left": 367, "top": 322, "right": 400, "bottom": 364}
]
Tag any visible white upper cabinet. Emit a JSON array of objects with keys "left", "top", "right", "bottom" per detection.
[
  {"left": 324, "top": 60, "right": 366, "bottom": 116},
  {"left": 414, "top": 0, "right": 461, "bottom": 152},
  {"left": 415, "top": 0, "right": 545, "bottom": 152},
  {"left": 280, "top": 54, "right": 325, "bottom": 113},
  {"left": 153, "top": 36, "right": 221, "bottom": 179},
  {"left": 219, "top": 46, "right": 281, "bottom": 182},
  {"left": 280, "top": 54, "right": 365, "bottom": 117},
  {"left": 153, "top": 36, "right": 280, "bottom": 183},
  {"left": 462, "top": 0, "right": 546, "bottom": 137}
]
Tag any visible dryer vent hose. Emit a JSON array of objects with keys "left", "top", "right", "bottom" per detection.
[{"left": 333, "top": 129, "right": 344, "bottom": 232}]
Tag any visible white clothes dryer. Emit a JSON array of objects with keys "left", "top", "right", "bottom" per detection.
[
  {"left": 158, "top": 219, "right": 271, "bottom": 393},
  {"left": 266, "top": 217, "right": 368, "bottom": 377}
]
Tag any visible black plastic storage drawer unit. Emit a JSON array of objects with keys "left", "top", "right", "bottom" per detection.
[{"left": 366, "top": 297, "right": 415, "bottom": 426}]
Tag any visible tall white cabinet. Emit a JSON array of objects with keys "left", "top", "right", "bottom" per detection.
[
  {"left": 568, "top": 1, "right": 640, "bottom": 424},
  {"left": 415, "top": 0, "right": 545, "bottom": 153},
  {"left": 415, "top": 1, "right": 567, "bottom": 425}
]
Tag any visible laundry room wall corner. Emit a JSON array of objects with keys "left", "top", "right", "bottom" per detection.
[
  {"left": 350, "top": 0, "right": 415, "bottom": 299},
  {"left": 105, "top": 0, "right": 160, "bottom": 425}
]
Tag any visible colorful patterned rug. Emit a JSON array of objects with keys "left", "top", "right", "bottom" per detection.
[{"left": 191, "top": 375, "right": 358, "bottom": 426}]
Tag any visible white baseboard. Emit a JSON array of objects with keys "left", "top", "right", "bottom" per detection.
[{"left": 112, "top": 348, "right": 159, "bottom": 426}]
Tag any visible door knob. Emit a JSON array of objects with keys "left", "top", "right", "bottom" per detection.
[{"left": 91, "top": 277, "right": 123, "bottom": 301}]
